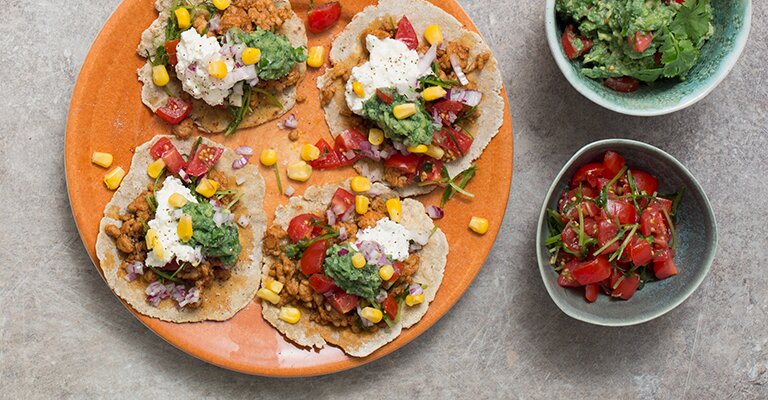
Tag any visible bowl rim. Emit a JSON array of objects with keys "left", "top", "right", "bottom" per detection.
[
  {"left": 544, "top": 0, "right": 753, "bottom": 117},
  {"left": 535, "top": 139, "right": 719, "bottom": 326}
]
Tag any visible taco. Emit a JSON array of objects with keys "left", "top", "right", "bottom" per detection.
[
  {"left": 258, "top": 180, "right": 448, "bottom": 357},
  {"left": 96, "top": 136, "right": 267, "bottom": 322},
  {"left": 137, "top": 0, "right": 307, "bottom": 136},
  {"left": 314, "top": 0, "right": 504, "bottom": 196}
]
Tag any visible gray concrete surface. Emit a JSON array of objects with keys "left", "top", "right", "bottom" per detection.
[{"left": 2, "top": 0, "right": 767, "bottom": 399}]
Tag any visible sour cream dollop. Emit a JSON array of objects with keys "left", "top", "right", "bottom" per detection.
[
  {"left": 344, "top": 35, "right": 427, "bottom": 115},
  {"left": 145, "top": 177, "right": 202, "bottom": 267},
  {"left": 355, "top": 218, "right": 416, "bottom": 262},
  {"left": 175, "top": 28, "right": 236, "bottom": 106}
]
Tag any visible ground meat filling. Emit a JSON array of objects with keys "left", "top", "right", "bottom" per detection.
[
  {"left": 219, "top": 0, "right": 291, "bottom": 33},
  {"left": 104, "top": 177, "right": 236, "bottom": 308},
  {"left": 264, "top": 196, "right": 423, "bottom": 332}
]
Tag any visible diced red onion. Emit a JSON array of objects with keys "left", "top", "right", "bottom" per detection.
[
  {"left": 235, "top": 145, "right": 254, "bottom": 157},
  {"left": 125, "top": 272, "right": 139, "bottom": 282},
  {"left": 326, "top": 209, "right": 337, "bottom": 226},
  {"left": 208, "top": 14, "right": 221, "bottom": 32},
  {"left": 338, "top": 248, "right": 349, "bottom": 256},
  {"left": 279, "top": 114, "right": 298, "bottom": 130},
  {"left": 426, "top": 205, "right": 444, "bottom": 219},
  {"left": 178, "top": 287, "right": 200, "bottom": 308},
  {"left": 338, "top": 226, "right": 348, "bottom": 241},
  {"left": 213, "top": 210, "right": 230, "bottom": 227},
  {"left": 344, "top": 150, "right": 356, "bottom": 160},
  {"left": 375, "top": 290, "right": 388, "bottom": 303},
  {"left": 236, "top": 175, "right": 246, "bottom": 186},
  {"left": 187, "top": 63, "right": 198, "bottom": 73},
  {"left": 431, "top": 109, "right": 444, "bottom": 129},
  {"left": 409, "top": 284, "right": 424, "bottom": 296},
  {"left": 417, "top": 44, "right": 438, "bottom": 79},
  {"left": 331, "top": 204, "right": 346, "bottom": 216},
  {"left": 285, "top": 186, "right": 295, "bottom": 196},
  {"left": 449, "top": 89, "right": 483, "bottom": 107},
  {"left": 237, "top": 215, "right": 250, "bottom": 228},
  {"left": 340, "top": 206, "right": 355, "bottom": 223},
  {"left": 450, "top": 54, "right": 469, "bottom": 86},
  {"left": 125, "top": 261, "right": 144, "bottom": 275},
  {"left": 247, "top": 78, "right": 260, "bottom": 87},
  {"left": 146, "top": 281, "right": 166, "bottom": 297},
  {"left": 224, "top": 65, "right": 258, "bottom": 86},
  {"left": 232, "top": 156, "right": 248, "bottom": 170},
  {"left": 358, "top": 241, "right": 389, "bottom": 266},
  {"left": 178, "top": 169, "right": 191, "bottom": 184}
]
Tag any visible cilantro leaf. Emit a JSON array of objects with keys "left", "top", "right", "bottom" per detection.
[
  {"left": 661, "top": 33, "right": 698, "bottom": 79},
  {"left": 670, "top": 0, "right": 714, "bottom": 47}
]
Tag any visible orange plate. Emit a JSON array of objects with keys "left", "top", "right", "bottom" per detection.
[{"left": 65, "top": 0, "right": 513, "bottom": 376}]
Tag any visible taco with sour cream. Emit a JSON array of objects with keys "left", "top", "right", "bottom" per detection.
[{"left": 96, "top": 135, "right": 266, "bottom": 322}]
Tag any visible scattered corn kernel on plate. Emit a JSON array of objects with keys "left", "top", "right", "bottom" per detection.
[{"left": 65, "top": 0, "right": 513, "bottom": 376}]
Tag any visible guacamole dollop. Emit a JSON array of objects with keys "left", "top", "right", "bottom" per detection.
[
  {"left": 234, "top": 29, "right": 308, "bottom": 81},
  {"left": 182, "top": 202, "right": 242, "bottom": 266},
  {"left": 556, "top": 0, "right": 714, "bottom": 82},
  {"left": 361, "top": 90, "right": 434, "bottom": 147},
  {"left": 323, "top": 244, "right": 382, "bottom": 301}
]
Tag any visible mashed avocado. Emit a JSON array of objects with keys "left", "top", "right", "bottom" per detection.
[
  {"left": 556, "top": 0, "right": 714, "bottom": 82},
  {"left": 234, "top": 29, "right": 307, "bottom": 81},
  {"left": 362, "top": 90, "right": 434, "bottom": 147},
  {"left": 324, "top": 244, "right": 382, "bottom": 301},
  {"left": 182, "top": 202, "right": 242, "bottom": 266}
]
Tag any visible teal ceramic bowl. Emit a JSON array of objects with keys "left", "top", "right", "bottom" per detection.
[
  {"left": 545, "top": 0, "right": 752, "bottom": 116},
  {"left": 536, "top": 139, "right": 717, "bottom": 326}
]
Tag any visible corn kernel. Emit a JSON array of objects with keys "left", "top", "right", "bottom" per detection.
[
  {"left": 355, "top": 195, "right": 370, "bottom": 215},
  {"left": 407, "top": 144, "right": 429, "bottom": 154},
  {"left": 147, "top": 158, "right": 166, "bottom": 179},
  {"left": 266, "top": 280, "right": 284, "bottom": 294},
  {"left": 212, "top": 0, "right": 230, "bottom": 11},
  {"left": 379, "top": 265, "right": 394, "bottom": 281},
  {"left": 174, "top": 7, "right": 191, "bottom": 29},
  {"left": 103, "top": 167, "right": 126, "bottom": 190},
  {"left": 424, "top": 24, "right": 444, "bottom": 45},
  {"left": 350, "top": 176, "right": 371, "bottom": 193},
  {"left": 352, "top": 81, "right": 365, "bottom": 97},
  {"left": 405, "top": 293, "right": 425, "bottom": 306},
  {"left": 306, "top": 46, "right": 325, "bottom": 68},
  {"left": 368, "top": 128, "right": 384, "bottom": 146},
  {"left": 386, "top": 198, "right": 402, "bottom": 222},
  {"left": 469, "top": 216, "right": 490, "bottom": 235},
  {"left": 208, "top": 60, "right": 228, "bottom": 80},
  {"left": 257, "top": 288, "right": 281, "bottom": 305},
  {"left": 145, "top": 229, "right": 158, "bottom": 250},
  {"left": 278, "top": 307, "right": 301, "bottom": 324},
  {"left": 300, "top": 144, "right": 320, "bottom": 162},
  {"left": 241, "top": 47, "right": 261, "bottom": 65},
  {"left": 260, "top": 149, "right": 277, "bottom": 166},
  {"left": 168, "top": 192, "right": 188, "bottom": 208},
  {"left": 421, "top": 86, "right": 447, "bottom": 101},
  {"left": 195, "top": 178, "right": 219, "bottom": 198},
  {"left": 425, "top": 145, "right": 445, "bottom": 160},
  {"left": 393, "top": 103, "right": 417, "bottom": 120},
  {"left": 177, "top": 215, "right": 193, "bottom": 242},
  {"left": 360, "top": 307, "right": 383, "bottom": 323},
  {"left": 152, "top": 65, "right": 170, "bottom": 87},
  {"left": 351, "top": 253, "right": 366, "bottom": 269},
  {"left": 91, "top": 152, "right": 113, "bottom": 168},
  {"left": 287, "top": 161, "right": 312, "bottom": 182}
]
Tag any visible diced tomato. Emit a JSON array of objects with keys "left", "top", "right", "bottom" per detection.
[
  {"left": 561, "top": 224, "right": 581, "bottom": 253},
  {"left": 653, "top": 248, "right": 674, "bottom": 263},
  {"left": 561, "top": 24, "right": 593, "bottom": 60},
  {"left": 150, "top": 138, "right": 176, "bottom": 160},
  {"left": 557, "top": 260, "right": 581, "bottom": 287},
  {"left": 287, "top": 214, "right": 319, "bottom": 243},
  {"left": 306, "top": 1, "right": 341, "bottom": 33},
  {"left": 641, "top": 204, "right": 669, "bottom": 243},
  {"left": 612, "top": 273, "right": 640, "bottom": 300},
  {"left": 325, "top": 289, "right": 359, "bottom": 314},
  {"left": 308, "top": 273, "right": 338, "bottom": 294},
  {"left": 330, "top": 188, "right": 355, "bottom": 215},
  {"left": 395, "top": 16, "right": 419, "bottom": 50},
  {"left": 309, "top": 139, "right": 342, "bottom": 170},
  {"left": 558, "top": 189, "right": 599, "bottom": 221},
  {"left": 629, "top": 32, "right": 654, "bottom": 53},
  {"left": 382, "top": 294, "right": 398, "bottom": 320},
  {"left": 657, "top": 198, "right": 673, "bottom": 214},
  {"left": 585, "top": 284, "right": 600, "bottom": 303},
  {"left": 156, "top": 97, "right": 192, "bottom": 125},
  {"left": 418, "top": 158, "right": 443, "bottom": 184},
  {"left": 597, "top": 216, "right": 620, "bottom": 254},
  {"left": 573, "top": 256, "right": 612, "bottom": 285},
  {"left": 604, "top": 77, "right": 640, "bottom": 93},
  {"left": 384, "top": 153, "right": 421, "bottom": 175},
  {"left": 164, "top": 39, "right": 180, "bottom": 66},
  {"left": 571, "top": 163, "right": 605, "bottom": 188},
  {"left": 605, "top": 198, "right": 638, "bottom": 225},
  {"left": 300, "top": 240, "right": 327, "bottom": 275},
  {"left": 629, "top": 236, "right": 654, "bottom": 267},
  {"left": 631, "top": 170, "right": 659, "bottom": 195},
  {"left": 602, "top": 151, "right": 625, "bottom": 178},
  {"left": 335, "top": 144, "right": 361, "bottom": 167},
  {"left": 376, "top": 89, "right": 394, "bottom": 105},
  {"left": 161, "top": 148, "right": 186, "bottom": 175},
  {"left": 583, "top": 217, "right": 598, "bottom": 238},
  {"left": 185, "top": 145, "right": 223, "bottom": 177},
  {"left": 434, "top": 127, "right": 473, "bottom": 157},
  {"left": 334, "top": 128, "right": 367, "bottom": 153},
  {"left": 430, "top": 99, "right": 465, "bottom": 114},
  {"left": 389, "top": 262, "right": 403, "bottom": 284},
  {"left": 654, "top": 258, "right": 679, "bottom": 280}
]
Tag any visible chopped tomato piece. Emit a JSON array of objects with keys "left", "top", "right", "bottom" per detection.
[
  {"left": 631, "top": 170, "right": 659, "bottom": 195},
  {"left": 605, "top": 198, "right": 638, "bottom": 225},
  {"left": 597, "top": 216, "right": 620, "bottom": 254},
  {"left": 654, "top": 258, "right": 679, "bottom": 279},
  {"left": 571, "top": 163, "right": 605, "bottom": 188},
  {"left": 150, "top": 138, "right": 176, "bottom": 160},
  {"left": 287, "top": 214, "right": 319, "bottom": 243},
  {"left": 300, "top": 240, "right": 327, "bottom": 275},
  {"left": 602, "top": 151, "right": 625, "bottom": 178},
  {"left": 309, "top": 273, "right": 337, "bottom": 294},
  {"left": 330, "top": 188, "right": 355, "bottom": 215},
  {"left": 383, "top": 153, "right": 421, "bottom": 175},
  {"left": 612, "top": 273, "right": 640, "bottom": 300},
  {"left": 557, "top": 260, "right": 581, "bottom": 288},
  {"left": 156, "top": 97, "right": 192, "bottom": 125},
  {"left": 604, "top": 77, "right": 640, "bottom": 93},
  {"left": 306, "top": 1, "right": 341, "bottom": 33},
  {"left": 164, "top": 39, "right": 180, "bottom": 66},
  {"left": 325, "top": 289, "right": 358, "bottom": 314},
  {"left": 161, "top": 148, "right": 186, "bottom": 175},
  {"left": 382, "top": 294, "right": 398, "bottom": 320},
  {"left": 561, "top": 224, "right": 581, "bottom": 253},
  {"left": 376, "top": 89, "right": 394, "bottom": 105},
  {"left": 572, "top": 256, "right": 612, "bottom": 285},
  {"left": 583, "top": 217, "right": 598, "bottom": 238},
  {"left": 629, "top": 236, "right": 654, "bottom": 267},
  {"left": 395, "top": 16, "right": 418, "bottom": 50},
  {"left": 418, "top": 158, "right": 443, "bottom": 184},
  {"left": 561, "top": 24, "right": 593, "bottom": 60},
  {"left": 641, "top": 204, "right": 669, "bottom": 244},
  {"left": 434, "top": 127, "right": 473, "bottom": 156},
  {"left": 430, "top": 99, "right": 465, "bottom": 115},
  {"left": 653, "top": 247, "right": 675, "bottom": 263},
  {"left": 585, "top": 284, "right": 600, "bottom": 303},
  {"left": 629, "top": 32, "right": 654, "bottom": 53},
  {"left": 309, "top": 139, "right": 342, "bottom": 170},
  {"left": 185, "top": 145, "right": 223, "bottom": 177},
  {"left": 334, "top": 128, "right": 367, "bottom": 153},
  {"left": 389, "top": 262, "right": 403, "bottom": 284}
]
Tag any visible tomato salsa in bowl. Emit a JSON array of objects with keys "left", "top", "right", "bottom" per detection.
[{"left": 536, "top": 139, "right": 717, "bottom": 326}]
